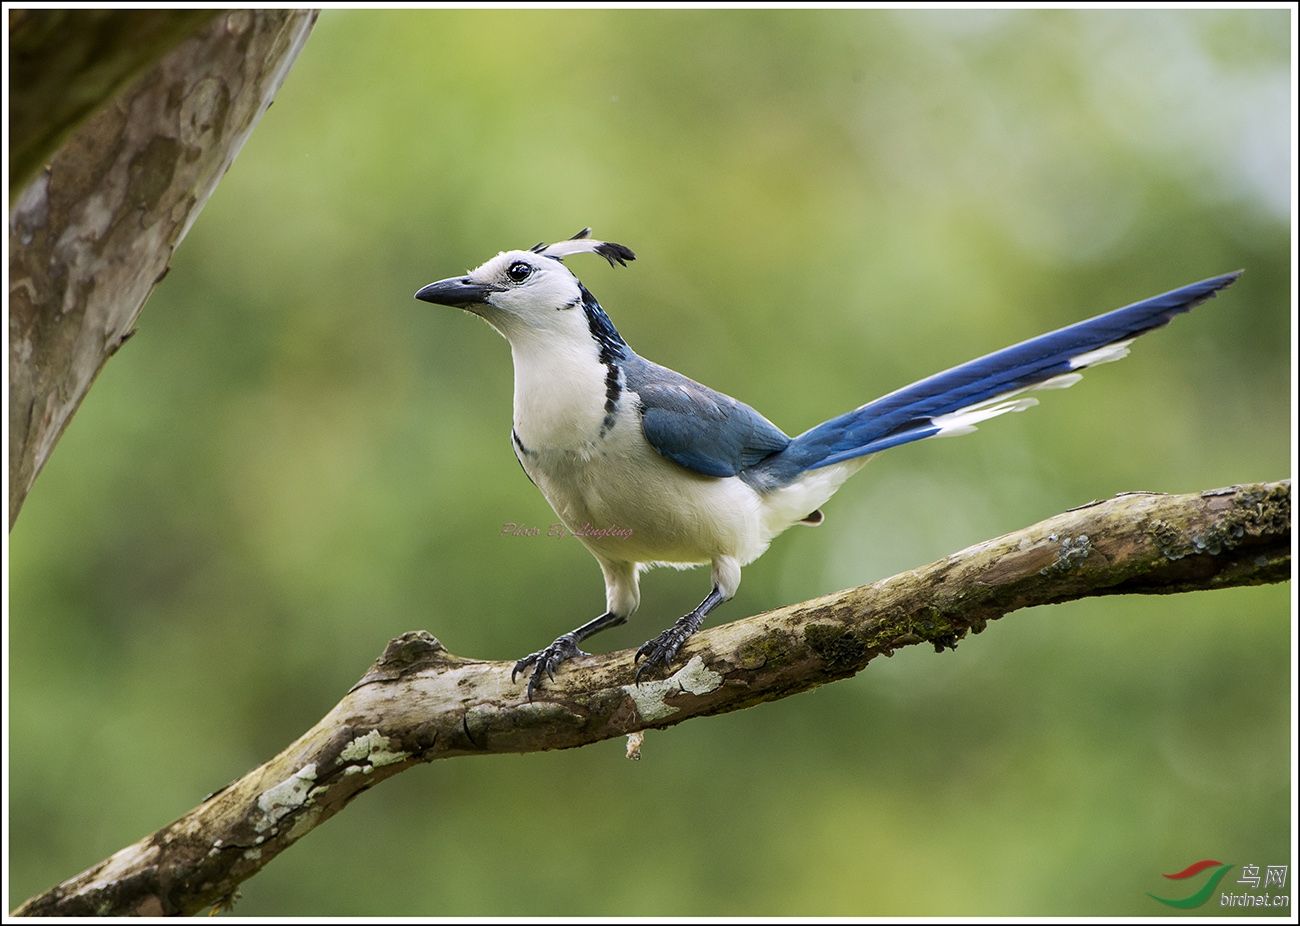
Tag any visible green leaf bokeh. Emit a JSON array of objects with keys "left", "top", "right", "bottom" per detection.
[{"left": 8, "top": 8, "right": 1291, "bottom": 916}]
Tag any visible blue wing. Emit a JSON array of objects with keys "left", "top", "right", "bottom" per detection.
[{"left": 624, "top": 356, "right": 790, "bottom": 478}]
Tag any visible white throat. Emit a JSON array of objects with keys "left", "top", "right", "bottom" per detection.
[{"left": 509, "top": 326, "right": 614, "bottom": 453}]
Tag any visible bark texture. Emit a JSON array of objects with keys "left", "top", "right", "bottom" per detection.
[
  {"left": 7, "top": 9, "right": 223, "bottom": 198},
  {"left": 13, "top": 480, "right": 1289, "bottom": 917},
  {"left": 7, "top": 9, "right": 318, "bottom": 529}
]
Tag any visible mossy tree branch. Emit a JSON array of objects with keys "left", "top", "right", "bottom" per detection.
[{"left": 13, "top": 480, "right": 1290, "bottom": 917}]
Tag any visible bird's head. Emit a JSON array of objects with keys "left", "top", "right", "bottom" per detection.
[{"left": 415, "top": 229, "right": 634, "bottom": 343}]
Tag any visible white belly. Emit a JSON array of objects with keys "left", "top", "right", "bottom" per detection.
[{"left": 517, "top": 410, "right": 768, "bottom": 568}]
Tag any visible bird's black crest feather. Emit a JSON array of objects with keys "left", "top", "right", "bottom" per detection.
[
  {"left": 532, "top": 229, "right": 636, "bottom": 267},
  {"left": 594, "top": 241, "right": 636, "bottom": 268}
]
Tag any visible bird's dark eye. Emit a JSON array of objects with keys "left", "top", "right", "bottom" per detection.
[{"left": 506, "top": 261, "right": 533, "bottom": 283}]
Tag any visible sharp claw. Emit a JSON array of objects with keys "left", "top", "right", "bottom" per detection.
[
  {"left": 512, "top": 634, "right": 593, "bottom": 698},
  {"left": 633, "top": 625, "right": 691, "bottom": 683}
]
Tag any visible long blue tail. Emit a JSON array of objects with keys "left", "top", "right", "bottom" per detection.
[{"left": 754, "top": 271, "right": 1241, "bottom": 484}]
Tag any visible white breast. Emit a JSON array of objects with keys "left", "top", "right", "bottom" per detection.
[{"left": 513, "top": 370, "right": 769, "bottom": 568}]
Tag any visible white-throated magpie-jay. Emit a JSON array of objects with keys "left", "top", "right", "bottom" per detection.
[{"left": 416, "top": 230, "right": 1239, "bottom": 698}]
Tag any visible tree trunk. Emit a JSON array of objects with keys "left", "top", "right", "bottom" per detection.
[
  {"left": 7, "top": 9, "right": 318, "bottom": 529},
  {"left": 7, "top": 9, "right": 222, "bottom": 199}
]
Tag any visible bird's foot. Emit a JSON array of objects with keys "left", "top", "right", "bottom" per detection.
[
  {"left": 634, "top": 612, "right": 705, "bottom": 683},
  {"left": 512, "top": 633, "right": 589, "bottom": 700}
]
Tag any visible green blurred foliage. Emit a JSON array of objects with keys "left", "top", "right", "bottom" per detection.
[{"left": 8, "top": 8, "right": 1292, "bottom": 916}]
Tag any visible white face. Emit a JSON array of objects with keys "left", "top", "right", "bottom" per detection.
[{"left": 461, "top": 250, "right": 587, "bottom": 338}]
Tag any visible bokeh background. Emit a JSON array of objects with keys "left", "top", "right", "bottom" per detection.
[{"left": 8, "top": 8, "right": 1293, "bottom": 916}]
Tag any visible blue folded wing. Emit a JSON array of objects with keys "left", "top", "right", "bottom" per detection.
[{"left": 625, "top": 356, "right": 790, "bottom": 478}]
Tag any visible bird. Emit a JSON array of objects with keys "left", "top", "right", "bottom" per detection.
[{"left": 415, "top": 229, "right": 1240, "bottom": 698}]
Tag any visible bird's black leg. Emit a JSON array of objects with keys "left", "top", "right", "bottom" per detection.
[
  {"left": 634, "top": 585, "right": 726, "bottom": 682},
  {"left": 513, "top": 610, "right": 627, "bottom": 700}
]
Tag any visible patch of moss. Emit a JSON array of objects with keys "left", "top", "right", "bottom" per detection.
[
  {"left": 804, "top": 624, "right": 866, "bottom": 671},
  {"left": 736, "top": 632, "right": 794, "bottom": 671}
]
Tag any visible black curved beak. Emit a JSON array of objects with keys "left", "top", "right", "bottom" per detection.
[{"left": 414, "top": 276, "right": 505, "bottom": 308}]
